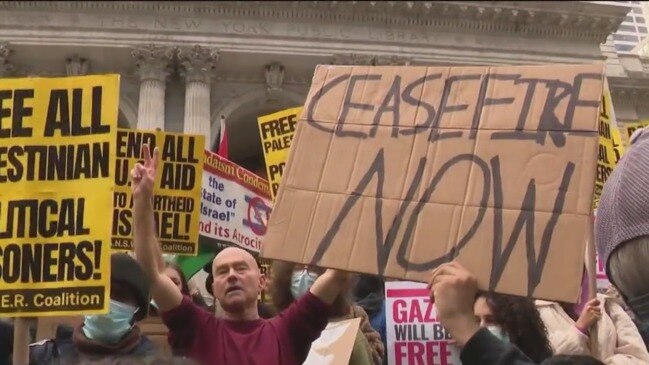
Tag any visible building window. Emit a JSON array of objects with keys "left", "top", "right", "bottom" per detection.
[
  {"left": 635, "top": 16, "right": 646, "bottom": 24},
  {"left": 618, "top": 24, "right": 637, "bottom": 32},
  {"left": 632, "top": 7, "right": 643, "bottom": 14},
  {"left": 615, "top": 44, "right": 636, "bottom": 52},
  {"left": 614, "top": 33, "right": 640, "bottom": 42},
  {"left": 639, "top": 26, "right": 648, "bottom": 33},
  {"left": 625, "top": 15, "right": 634, "bottom": 22}
]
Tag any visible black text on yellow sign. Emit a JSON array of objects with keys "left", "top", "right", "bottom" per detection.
[
  {"left": 112, "top": 129, "right": 204, "bottom": 255},
  {"left": 257, "top": 107, "right": 303, "bottom": 200},
  {"left": 625, "top": 121, "right": 649, "bottom": 143},
  {"left": 0, "top": 75, "right": 118, "bottom": 317},
  {"left": 593, "top": 83, "right": 624, "bottom": 210}
]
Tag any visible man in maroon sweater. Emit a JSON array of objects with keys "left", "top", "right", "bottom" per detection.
[{"left": 131, "top": 145, "right": 349, "bottom": 365}]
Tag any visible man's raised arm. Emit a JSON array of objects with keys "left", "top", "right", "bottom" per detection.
[
  {"left": 309, "top": 269, "right": 351, "bottom": 305},
  {"left": 429, "top": 262, "right": 537, "bottom": 365},
  {"left": 131, "top": 145, "right": 183, "bottom": 311}
]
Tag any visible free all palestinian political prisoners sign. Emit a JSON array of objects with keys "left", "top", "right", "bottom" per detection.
[
  {"left": 0, "top": 75, "right": 117, "bottom": 317},
  {"left": 262, "top": 64, "right": 603, "bottom": 302}
]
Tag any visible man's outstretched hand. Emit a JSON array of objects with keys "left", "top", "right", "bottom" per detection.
[
  {"left": 428, "top": 261, "right": 481, "bottom": 347},
  {"left": 131, "top": 144, "right": 158, "bottom": 200}
]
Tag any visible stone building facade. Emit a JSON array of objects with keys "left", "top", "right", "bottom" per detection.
[{"left": 0, "top": 1, "right": 647, "bottom": 175}]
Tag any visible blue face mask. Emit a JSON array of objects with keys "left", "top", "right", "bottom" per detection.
[
  {"left": 291, "top": 270, "right": 318, "bottom": 299},
  {"left": 83, "top": 299, "right": 137, "bottom": 344},
  {"left": 487, "top": 325, "right": 510, "bottom": 343}
]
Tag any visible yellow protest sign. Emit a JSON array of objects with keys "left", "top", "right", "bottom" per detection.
[
  {"left": 0, "top": 75, "right": 118, "bottom": 317},
  {"left": 257, "top": 106, "right": 303, "bottom": 200},
  {"left": 112, "top": 129, "right": 204, "bottom": 256},
  {"left": 620, "top": 120, "right": 649, "bottom": 146},
  {"left": 594, "top": 80, "right": 625, "bottom": 210}
]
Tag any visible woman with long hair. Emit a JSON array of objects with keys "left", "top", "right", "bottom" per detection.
[
  {"left": 474, "top": 292, "right": 554, "bottom": 364},
  {"left": 270, "top": 261, "right": 384, "bottom": 365}
]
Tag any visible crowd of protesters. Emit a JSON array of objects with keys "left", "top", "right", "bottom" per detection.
[{"left": 3, "top": 126, "right": 649, "bottom": 365}]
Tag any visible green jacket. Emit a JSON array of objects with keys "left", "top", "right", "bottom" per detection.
[{"left": 349, "top": 328, "right": 374, "bottom": 365}]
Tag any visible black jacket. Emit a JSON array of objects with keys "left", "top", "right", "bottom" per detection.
[
  {"left": 461, "top": 328, "right": 536, "bottom": 365},
  {"left": 27, "top": 326, "right": 156, "bottom": 365}
]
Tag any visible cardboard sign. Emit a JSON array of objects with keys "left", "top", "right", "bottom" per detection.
[
  {"left": 593, "top": 80, "right": 625, "bottom": 210},
  {"left": 386, "top": 281, "right": 460, "bottom": 365},
  {"left": 303, "top": 317, "right": 361, "bottom": 365},
  {"left": 200, "top": 149, "right": 272, "bottom": 253},
  {"left": 0, "top": 75, "right": 118, "bottom": 317},
  {"left": 112, "top": 129, "right": 204, "bottom": 256},
  {"left": 262, "top": 64, "right": 604, "bottom": 302},
  {"left": 257, "top": 107, "right": 303, "bottom": 199}
]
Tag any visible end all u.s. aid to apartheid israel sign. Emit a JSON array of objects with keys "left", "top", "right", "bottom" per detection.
[
  {"left": 111, "top": 128, "right": 204, "bottom": 256},
  {"left": 0, "top": 75, "right": 118, "bottom": 317}
]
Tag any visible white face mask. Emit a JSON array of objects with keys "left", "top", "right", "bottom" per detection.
[
  {"left": 290, "top": 270, "right": 318, "bottom": 299},
  {"left": 487, "top": 325, "right": 510, "bottom": 343},
  {"left": 83, "top": 299, "right": 137, "bottom": 344}
]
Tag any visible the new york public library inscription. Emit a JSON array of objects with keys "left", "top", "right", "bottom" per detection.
[{"left": 0, "top": 10, "right": 440, "bottom": 44}]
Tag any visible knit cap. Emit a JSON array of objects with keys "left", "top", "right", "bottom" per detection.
[
  {"left": 595, "top": 126, "right": 649, "bottom": 320},
  {"left": 596, "top": 126, "right": 649, "bottom": 268}
]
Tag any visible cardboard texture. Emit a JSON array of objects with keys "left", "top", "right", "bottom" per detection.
[
  {"left": 303, "top": 317, "right": 361, "bottom": 365},
  {"left": 262, "top": 64, "right": 603, "bottom": 302}
]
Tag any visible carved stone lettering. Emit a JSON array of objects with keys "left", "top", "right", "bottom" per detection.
[
  {"left": 221, "top": 21, "right": 271, "bottom": 35},
  {"left": 0, "top": 10, "right": 435, "bottom": 45},
  {"left": 14, "top": 13, "right": 51, "bottom": 25},
  {"left": 285, "top": 24, "right": 352, "bottom": 40},
  {"left": 100, "top": 15, "right": 139, "bottom": 29},
  {"left": 153, "top": 17, "right": 201, "bottom": 30},
  {"left": 0, "top": 10, "right": 523, "bottom": 50}
]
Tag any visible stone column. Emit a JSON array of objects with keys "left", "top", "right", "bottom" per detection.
[
  {"left": 178, "top": 45, "right": 219, "bottom": 139},
  {"left": 0, "top": 43, "right": 14, "bottom": 77},
  {"left": 131, "top": 44, "right": 175, "bottom": 131},
  {"left": 65, "top": 54, "right": 89, "bottom": 76}
]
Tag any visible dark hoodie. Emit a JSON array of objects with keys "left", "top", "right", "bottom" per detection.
[
  {"left": 27, "top": 323, "right": 157, "bottom": 364},
  {"left": 352, "top": 275, "right": 385, "bottom": 318},
  {"left": 352, "top": 275, "right": 387, "bottom": 365}
]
